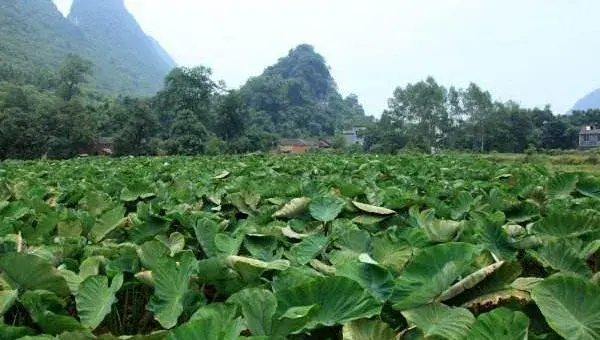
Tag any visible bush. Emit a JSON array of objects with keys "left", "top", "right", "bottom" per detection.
[{"left": 586, "top": 153, "right": 599, "bottom": 165}]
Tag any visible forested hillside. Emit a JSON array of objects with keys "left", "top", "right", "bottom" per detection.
[
  {"left": 0, "top": 0, "right": 174, "bottom": 95},
  {"left": 69, "top": 0, "right": 175, "bottom": 94},
  {"left": 240, "top": 45, "right": 372, "bottom": 137},
  {"left": 0, "top": 0, "right": 87, "bottom": 88},
  {"left": 0, "top": 42, "right": 374, "bottom": 159},
  {"left": 0, "top": 0, "right": 597, "bottom": 161}
]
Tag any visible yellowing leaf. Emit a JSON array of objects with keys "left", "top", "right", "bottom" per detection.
[
  {"left": 272, "top": 197, "right": 311, "bottom": 218},
  {"left": 437, "top": 261, "right": 505, "bottom": 302},
  {"left": 352, "top": 201, "right": 395, "bottom": 215}
]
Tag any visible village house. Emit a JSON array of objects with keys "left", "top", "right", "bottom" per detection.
[
  {"left": 342, "top": 127, "right": 365, "bottom": 146},
  {"left": 579, "top": 125, "right": 600, "bottom": 148},
  {"left": 277, "top": 139, "right": 310, "bottom": 153},
  {"left": 276, "top": 138, "right": 333, "bottom": 154}
]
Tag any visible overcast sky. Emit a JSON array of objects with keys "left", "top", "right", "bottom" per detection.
[{"left": 53, "top": 0, "right": 600, "bottom": 116}]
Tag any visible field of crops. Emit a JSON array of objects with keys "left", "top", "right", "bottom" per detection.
[{"left": 0, "top": 154, "right": 599, "bottom": 339}]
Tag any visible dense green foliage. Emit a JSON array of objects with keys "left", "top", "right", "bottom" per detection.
[
  {"left": 240, "top": 45, "right": 372, "bottom": 137},
  {"left": 0, "top": 54, "right": 96, "bottom": 159},
  {"left": 0, "top": 43, "right": 375, "bottom": 159},
  {"left": 0, "top": 154, "right": 599, "bottom": 339},
  {"left": 2, "top": 40, "right": 598, "bottom": 159},
  {"left": 363, "top": 78, "right": 589, "bottom": 153},
  {"left": 0, "top": 0, "right": 173, "bottom": 96},
  {"left": 0, "top": 0, "right": 594, "bottom": 159}
]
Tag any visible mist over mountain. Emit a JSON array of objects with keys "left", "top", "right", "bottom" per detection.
[
  {"left": 571, "top": 89, "right": 600, "bottom": 113},
  {"left": 0, "top": 0, "right": 175, "bottom": 95}
]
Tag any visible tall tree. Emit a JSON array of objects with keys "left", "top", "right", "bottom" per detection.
[
  {"left": 113, "top": 98, "right": 159, "bottom": 155},
  {"left": 46, "top": 99, "right": 96, "bottom": 158},
  {"left": 385, "top": 77, "right": 448, "bottom": 151},
  {"left": 462, "top": 83, "right": 493, "bottom": 152},
  {"left": 169, "top": 109, "right": 210, "bottom": 155},
  {"left": 214, "top": 90, "right": 245, "bottom": 141},
  {"left": 0, "top": 107, "right": 47, "bottom": 159},
  {"left": 57, "top": 54, "right": 93, "bottom": 101},
  {"left": 541, "top": 118, "right": 571, "bottom": 149},
  {"left": 157, "top": 66, "right": 219, "bottom": 117}
]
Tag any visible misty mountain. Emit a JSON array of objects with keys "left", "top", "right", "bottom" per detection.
[
  {"left": 571, "top": 89, "right": 600, "bottom": 113},
  {"left": 149, "top": 36, "right": 176, "bottom": 68},
  {"left": 0, "top": 0, "right": 174, "bottom": 95}
]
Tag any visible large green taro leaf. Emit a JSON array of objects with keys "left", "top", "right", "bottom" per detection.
[
  {"left": 531, "top": 274, "right": 600, "bottom": 340},
  {"left": 0, "top": 253, "right": 70, "bottom": 296},
  {"left": 193, "top": 217, "right": 220, "bottom": 258},
  {"left": 21, "top": 290, "right": 85, "bottom": 335},
  {"left": 546, "top": 172, "right": 578, "bottom": 199},
  {"left": 504, "top": 201, "right": 540, "bottom": 223},
  {"left": 408, "top": 208, "right": 461, "bottom": 243},
  {"left": 466, "top": 307, "right": 529, "bottom": 340},
  {"left": 577, "top": 175, "right": 600, "bottom": 200},
  {"left": 0, "top": 323, "right": 36, "bottom": 340},
  {"left": 138, "top": 240, "right": 171, "bottom": 269},
  {"left": 287, "top": 234, "right": 328, "bottom": 265},
  {"left": 450, "top": 191, "right": 475, "bottom": 220},
  {"left": 342, "top": 319, "right": 397, "bottom": 340},
  {"left": 244, "top": 234, "right": 279, "bottom": 261},
  {"left": 275, "top": 276, "right": 382, "bottom": 332},
  {"left": 309, "top": 196, "right": 345, "bottom": 222},
  {"left": 89, "top": 206, "right": 127, "bottom": 243},
  {"left": 214, "top": 233, "right": 243, "bottom": 255},
  {"left": 331, "top": 222, "right": 371, "bottom": 254},
  {"left": 390, "top": 242, "right": 478, "bottom": 311},
  {"left": 26, "top": 212, "right": 58, "bottom": 245},
  {"left": 79, "top": 191, "right": 112, "bottom": 217},
  {"left": 120, "top": 183, "right": 155, "bottom": 202},
  {"left": 189, "top": 301, "right": 309, "bottom": 338},
  {"left": 402, "top": 303, "right": 475, "bottom": 340},
  {"left": 271, "top": 267, "right": 322, "bottom": 293},
  {"left": 473, "top": 212, "right": 518, "bottom": 261},
  {"left": 0, "top": 289, "right": 18, "bottom": 315},
  {"left": 75, "top": 274, "right": 124, "bottom": 329},
  {"left": 156, "top": 232, "right": 185, "bottom": 256},
  {"left": 168, "top": 307, "right": 244, "bottom": 340},
  {"left": 194, "top": 258, "right": 245, "bottom": 296},
  {"left": 370, "top": 227, "right": 428, "bottom": 275},
  {"left": 147, "top": 251, "right": 198, "bottom": 329},
  {"left": 532, "top": 209, "right": 600, "bottom": 239},
  {"left": 528, "top": 240, "right": 592, "bottom": 277},
  {"left": 129, "top": 203, "right": 170, "bottom": 244},
  {"left": 335, "top": 259, "right": 394, "bottom": 302},
  {"left": 227, "top": 288, "right": 277, "bottom": 336},
  {"left": 225, "top": 255, "right": 290, "bottom": 283}
]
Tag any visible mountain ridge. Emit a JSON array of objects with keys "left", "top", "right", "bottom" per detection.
[
  {"left": 0, "top": 0, "right": 174, "bottom": 96},
  {"left": 571, "top": 88, "right": 600, "bottom": 113}
]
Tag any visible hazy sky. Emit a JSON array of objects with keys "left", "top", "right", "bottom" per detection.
[{"left": 53, "top": 0, "right": 600, "bottom": 116}]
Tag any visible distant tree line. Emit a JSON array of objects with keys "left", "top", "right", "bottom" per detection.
[
  {"left": 0, "top": 47, "right": 597, "bottom": 160},
  {"left": 363, "top": 77, "right": 592, "bottom": 153},
  {"left": 0, "top": 55, "right": 270, "bottom": 159},
  {"left": 0, "top": 45, "right": 371, "bottom": 159}
]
